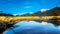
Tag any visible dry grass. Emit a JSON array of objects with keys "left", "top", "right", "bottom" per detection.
[{"left": 0, "top": 16, "right": 60, "bottom": 24}]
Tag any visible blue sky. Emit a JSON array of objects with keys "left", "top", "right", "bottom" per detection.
[{"left": 0, "top": 0, "right": 60, "bottom": 15}]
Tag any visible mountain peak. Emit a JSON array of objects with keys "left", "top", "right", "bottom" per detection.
[
  {"left": 53, "top": 6, "right": 60, "bottom": 9},
  {"left": 40, "top": 9, "right": 49, "bottom": 12}
]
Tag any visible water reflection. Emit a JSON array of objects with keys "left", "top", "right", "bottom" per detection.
[{"left": 5, "top": 21, "right": 60, "bottom": 34}]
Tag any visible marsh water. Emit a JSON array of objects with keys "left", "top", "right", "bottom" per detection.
[{"left": 4, "top": 21, "right": 60, "bottom": 34}]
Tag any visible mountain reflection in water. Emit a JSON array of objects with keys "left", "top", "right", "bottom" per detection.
[{"left": 4, "top": 21, "right": 60, "bottom": 34}]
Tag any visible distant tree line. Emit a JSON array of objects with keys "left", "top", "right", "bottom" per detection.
[{"left": 0, "top": 11, "right": 13, "bottom": 16}]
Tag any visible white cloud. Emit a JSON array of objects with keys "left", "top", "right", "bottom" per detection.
[
  {"left": 13, "top": 13, "right": 21, "bottom": 16},
  {"left": 25, "top": 6, "right": 31, "bottom": 8},
  {"left": 41, "top": 9, "right": 49, "bottom": 12},
  {"left": 29, "top": 12, "right": 33, "bottom": 14},
  {"left": 13, "top": 14, "right": 17, "bottom": 16},
  {"left": 13, "top": 12, "right": 28, "bottom": 16}
]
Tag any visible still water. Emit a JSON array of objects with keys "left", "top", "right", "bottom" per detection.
[{"left": 4, "top": 21, "right": 60, "bottom": 34}]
